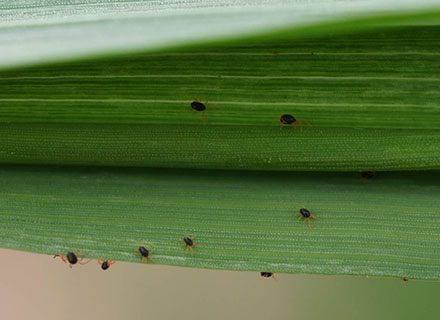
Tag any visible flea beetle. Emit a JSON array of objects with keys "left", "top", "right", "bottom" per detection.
[
  {"left": 135, "top": 242, "right": 156, "bottom": 264},
  {"left": 98, "top": 259, "right": 115, "bottom": 270},
  {"left": 53, "top": 249, "right": 91, "bottom": 268},
  {"left": 279, "top": 114, "right": 312, "bottom": 132},
  {"left": 260, "top": 272, "right": 278, "bottom": 281},
  {"left": 297, "top": 206, "right": 318, "bottom": 229},
  {"left": 183, "top": 96, "right": 219, "bottom": 125},
  {"left": 179, "top": 235, "right": 200, "bottom": 255}
]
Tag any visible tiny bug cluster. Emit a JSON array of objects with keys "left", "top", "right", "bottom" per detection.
[{"left": 52, "top": 235, "right": 201, "bottom": 271}]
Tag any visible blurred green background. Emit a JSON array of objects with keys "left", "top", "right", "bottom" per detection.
[{"left": 1, "top": 248, "right": 438, "bottom": 320}]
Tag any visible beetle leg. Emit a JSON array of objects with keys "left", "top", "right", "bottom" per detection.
[
  {"left": 189, "top": 246, "right": 194, "bottom": 255},
  {"left": 193, "top": 241, "right": 199, "bottom": 247},
  {"left": 77, "top": 251, "right": 91, "bottom": 264},
  {"left": 142, "top": 257, "right": 147, "bottom": 264},
  {"left": 302, "top": 120, "right": 312, "bottom": 127},
  {"left": 148, "top": 256, "right": 156, "bottom": 264},
  {"left": 181, "top": 106, "right": 196, "bottom": 113},
  {"left": 308, "top": 219, "right": 312, "bottom": 229},
  {"left": 54, "top": 253, "right": 67, "bottom": 264},
  {"left": 311, "top": 214, "right": 318, "bottom": 220},
  {"left": 79, "top": 259, "right": 92, "bottom": 265},
  {"left": 297, "top": 215, "right": 302, "bottom": 222},
  {"left": 293, "top": 121, "right": 297, "bottom": 130}
]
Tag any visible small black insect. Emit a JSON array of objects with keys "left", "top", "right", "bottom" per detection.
[
  {"left": 361, "top": 171, "right": 376, "bottom": 181},
  {"left": 260, "top": 272, "right": 278, "bottom": 281},
  {"left": 183, "top": 96, "right": 219, "bottom": 125},
  {"left": 297, "top": 206, "right": 318, "bottom": 229},
  {"left": 53, "top": 249, "right": 91, "bottom": 268},
  {"left": 134, "top": 242, "right": 156, "bottom": 264},
  {"left": 191, "top": 101, "right": 206, "bottom": 112},
  {"left": 179, "top": 235, "right": 199, "bottom": 255},
  {"left": 98, "top": 259, "right": 115, "bottom": 270},
  {"left": 279, "top": 114, "right": 312, "bottom": 132}
]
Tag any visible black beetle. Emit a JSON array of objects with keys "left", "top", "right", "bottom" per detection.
[
  {"left": 279, "top": 114, "right": 312, "bottom": 132},
  {"left": 297, "top": 206, "right": 318, "bottom": 229},
  {"left": 98, "top": 259, "right": 115, "bottom": 270},
  {"left": 135, "top": 243, "right": 156, "bottom": 264},
  {"left": 53, "top": 249, "right": 91, "bottom": 268},
  {"left": 183, "top": 96, "right": 219, "bottom": 125},
  {"left": 180, "top": 235, "right": 199, "bottom": 255},
  {"left": 260, "top": 272, "right": 278, "bottom": 281}
]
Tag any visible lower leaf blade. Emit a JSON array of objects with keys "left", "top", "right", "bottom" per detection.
[{"left": 1, "top": 165, "right": 439, "bottom": 279}]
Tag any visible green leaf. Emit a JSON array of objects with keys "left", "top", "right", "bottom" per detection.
[
  {"left": 1, "top": 123, "right": 440, "bottom": 171},
  {"left": 1, "top": 1, "right": 440, "bottom": 279},
  {"left": 1, "top": 25, "right": 440, "bottom": 170},
  {"left": 1, "top": 165, "right": 439, "bottom": 279}
]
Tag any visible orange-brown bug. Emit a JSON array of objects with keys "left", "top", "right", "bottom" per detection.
[
  {"left": 53, "top": 249, "right": 91, "bottom": 268},
  {"left": 184, "top": 96, "right": 219, "bottom": 125},
  {"left": 401, "top": 276, "right": 409, "bottom": 282},
  {"left": 260, "top": 272, "right": 278, "bottom": 281},
  {"left": 297, "top": 206, "right": 318, "bottom": 229},
  {"left": 98, "top": 259, "right": 115, "bottom": 270},
  {"left": 180, "top": 235, "right": 199, "bottom": 255},
  {"left": 134, "top": 243, "right": 156, "bottom": 264},
  {"left": 279, "top": 114, "right": 312, "bottom": 132}
]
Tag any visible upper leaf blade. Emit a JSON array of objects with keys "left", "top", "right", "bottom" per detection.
[{"left": 1, "top": 0, "right": 440, "bottom": 69}]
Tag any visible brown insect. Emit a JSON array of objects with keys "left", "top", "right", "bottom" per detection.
[
  {"left": 53, "top": 249, "right": 91, "bottom": 268},
  {"left": 260, "top": 272, "right": 278, "bottom": 281},
  {"left": 180, "top": 235, "right": 200, "bottom": 255}
]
